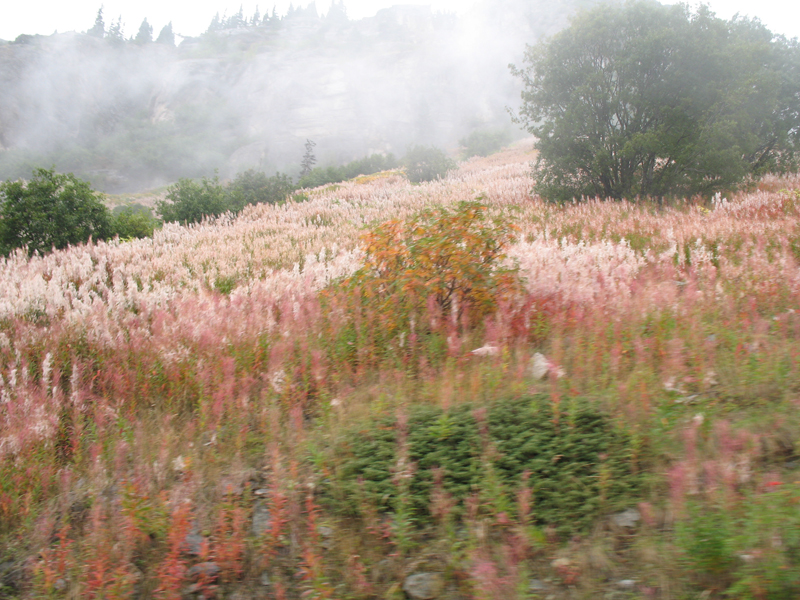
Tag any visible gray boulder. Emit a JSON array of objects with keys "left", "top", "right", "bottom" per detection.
[
  {"left": 251, "top": 501, "right": 271, "bottom": 536},
  {"left": 403, "top": 572, "right": 445, "bottom": 600}
]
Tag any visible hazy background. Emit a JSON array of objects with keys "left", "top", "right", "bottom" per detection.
[
  {"left": 2, "top": 0, "right": 798, "bottom": 41},
  {"left": 1, "top": 0, "right": 797, "bottom": 193}
]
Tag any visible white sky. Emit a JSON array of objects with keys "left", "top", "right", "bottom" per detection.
[{"left": 1, "top": 0, "right": 798, "bottom": 42}]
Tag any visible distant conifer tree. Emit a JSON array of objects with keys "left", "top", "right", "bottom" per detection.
[
  {"left": 223, "top": 6, "right": 245, "bottom": 28},
  {"left": 88, "top": 6, "right": 105, "bottom": 38},
  {"left": 134, "top": 18, "right": 153, "bottom": 44},
  {"left": 327, "top": 0, "right": 348, "bottom": 23},
  {"left": 207, "top": 12, "right": 222, "bottom": 33},
  {"left": 107, "top": 16, "right": 124, "bottom": 44},
  {"left": 252, "top": 6, "right": 261, "bottom": 26},
  {"left": 156, "top": 22, "right": 175, "bottom": 46},
  {"left": 270, "top": 6, "right": 281, "bottom": 29},
  {"left": 300, "top": 139, "right": 317, "bottom": 177}
]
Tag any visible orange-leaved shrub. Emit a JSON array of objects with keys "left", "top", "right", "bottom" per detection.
[
  {"left": 323, "top": 198, "right": 523, "bottom": 372},
  {"left": 325, "top": 200, "right": 521, "bottom": 371},
  {"left": 354, "top": 199, "right": 519, "bottom": 324}
]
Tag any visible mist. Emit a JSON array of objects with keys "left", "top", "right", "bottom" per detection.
[{"left": 0, "top": 0, "right": 586, "bottom": 193}]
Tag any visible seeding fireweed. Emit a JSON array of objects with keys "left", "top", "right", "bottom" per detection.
[{"left": 0, "top": 142, "right": 799, "bottom": 598}]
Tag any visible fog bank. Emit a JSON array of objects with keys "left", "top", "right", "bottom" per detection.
[{"left": 0, "top": 0, "right": 589, "bottom": 192}]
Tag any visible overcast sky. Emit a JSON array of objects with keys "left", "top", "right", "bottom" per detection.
[{"left": 1, "top": 0, "right": 798, "bottom": 42}]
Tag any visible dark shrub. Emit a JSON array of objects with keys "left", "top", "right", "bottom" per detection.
[
  {"left": 459, "top": 129, "right": 511, "bottom": 158},
  {"left": 403, "top": 146, "right": 455, "bottom": 183},
  {"left": 156, "top": 176, "right": 228, "bottom": 225},
  {"left": 228, "top": 169, "right": 294, "bottom": 211},
  {"left": 326, "top": 396, "right": 644, "bottom": 535},
  {"left": 111, "top": 204, "right": 158, "bottom": 239}
]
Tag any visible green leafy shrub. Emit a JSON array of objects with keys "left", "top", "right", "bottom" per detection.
[
  {"left": 111, "top": 204, "right": 158, "bottom": 239},
  {"left": 728, "top": 482, "right": 800, "bottom": 598},
  {"left": 326, "top": 396, "right": 644, "bottom": 535},
  {"left": 677, "top": 502, "right": 736, "bottom": 590},
  {"left": 459, "top": 129, "right": 511, "bottom": 158},
  {"left": 228, "top": 169, "right": 294, "bottom": 210},
  {"left": 677, "top": 483, "right": 800, "bottom": 598},
  {"left": 214, "top": 275, "right": 238, "bottom": 295},
  {"left": 403, "top": 145, "right": 456, "bottom": 183},
  {"left": 298, "top": 153, "right": 398, "bottom": 188},
  {"left": 0, "top": 168, "right": 113, "bottom": 256},
  {"left": 156, "top": 175, "right": 229, "bottom": 224},
  {"left": 157, "top": 170, "right": 297, "bottom": 226},
  {"left": 298, "top": 165, "right": 345, "bottom": 189}
]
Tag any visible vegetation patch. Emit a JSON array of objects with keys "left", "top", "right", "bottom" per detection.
[
  {"left": 326, "top": 395, "right": 645, "bottom": 535},
  {"left": 402, "top": 145, "right": 456, "bottom": 183},
  {"left": 2, "top": 129, "right": 800, "bottom": 599}
]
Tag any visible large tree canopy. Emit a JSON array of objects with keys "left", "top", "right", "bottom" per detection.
[
  {"left": 0, "top": 168, "right": 113, "bottom": 256},
  {"left": 511, "top": 1, "right": 800, "bottom": 201}
]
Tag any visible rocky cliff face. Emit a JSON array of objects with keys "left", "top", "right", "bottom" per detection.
[{"left": 0, "top": 0, "right": 586, "bottom": 192}]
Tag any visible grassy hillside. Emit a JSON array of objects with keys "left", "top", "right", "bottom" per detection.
[{"left": 1, "top": 141, "right": 800, "bottom": 598}]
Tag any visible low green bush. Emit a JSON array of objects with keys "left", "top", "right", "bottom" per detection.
[
  {"left": 228, "top": 169, "right": 295, "bottom": 211},
  {"left": 678, "top": 484, "right": 800, "bottom": 598},
  {"left": 111, "top": 204, "right": 158, "bottom": 239},
  {"left": 459, "top": 129, "right": 511, "bottom": 158},
  {"left": 403, "top": 145, "right": 456, "bottom": 183},
  {"left": 298, "top": 153, "right": 398, "bottom": 188},
  {"left": 325, "top": 396, "right": 644, "bottom": 535},
  {"left": 156, "top": 175, "right": 229, "bottom": 225},
  {"left": 156, "top": 170, "right": 295, "bottom": 225}
]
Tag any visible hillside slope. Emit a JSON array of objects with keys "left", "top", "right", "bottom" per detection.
[{"left": 1, "top": 144, "right": 800, "bottom": 598}]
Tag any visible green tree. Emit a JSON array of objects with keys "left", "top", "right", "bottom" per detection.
[
  {"left": 269, "top": 7, "right": 281, "bottom": 30},
  {"left": 228, "top": 170, "right": 295, "bottom": 210},
  {"left": 111, "top": 204, "right": 158, "bottom": 239},
  {"left": 0, "top": 168, "right": 113, "bottom": 256},
  {"left": 156, "top": 176, "right": 229, "bottom": 225},
  {"left": 155, "top": 22, "right": 175, "bottom": 46},
  {"left": 511, "top": 1, "right": 800, "bottom": 202},
  {"left": 88, "top": 6, "right": 105, "bottom": 38},
  {"left": 134, "top": 18, "right": 153, "bottom": 44},
  {"left": 403, "top": 146, "right": 455, "bottom": 183}
]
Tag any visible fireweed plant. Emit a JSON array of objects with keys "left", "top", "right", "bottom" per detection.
[{"left": 0, "top": 142, "right": 799, "bottom": 598}]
